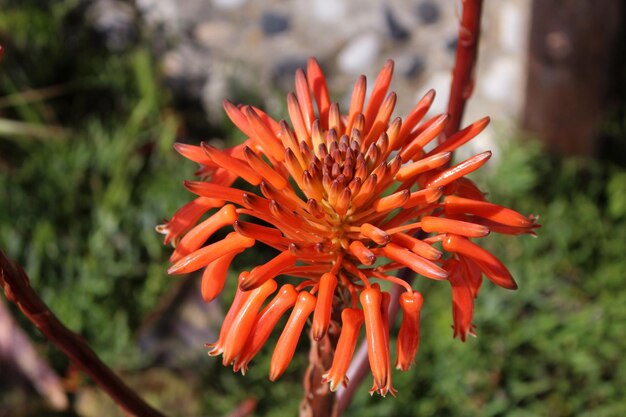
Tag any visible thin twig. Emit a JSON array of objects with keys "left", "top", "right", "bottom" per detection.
[
  {"left": 0, "top": 251, "right": 167, "bottom": 417},
  {"left": 335, "top": 1, "right": 485, "bottom": 414}
]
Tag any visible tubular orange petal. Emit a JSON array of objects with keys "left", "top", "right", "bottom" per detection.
[
  {"left": 424, "top": 151, "right": 491, "bottom": 188},
  {"left": 223, "top": 99, "right": 254, "bottom": 138},
  {"left": 396, "top": 291, "right": 424, "bottom": 371},
  {"left": 346, "top": 75, "right": 366, "bottom": 133},
  {"left": 322, "top": 308, "right": 364, "bottom": 391},
  {"left": 222, "top": 279, "right": 278, "bottom": 365},
  {"left": 201, "top": 250, "right": 241, "bottom": 302},
  {"left": 349, "top": 240, "right": 376, "bottom": 266},
  {"left": 307, "top": 57, "right": 331, "bottom": 129},
  {"left": 157, "top": 197, "right": 223, "bottom": 245},
  {"left": 395, "top": 151, "right": 452, "bottom": 181},
  {"left": 311, "top": 273, "right": 338, "bottom": 341},
  {"left": 269, "top": 291, "right": 317, "bottom": 381},
  {"left": 448, "top": 259, "right": 475, "bottom": 341},
  {"left": 232, "top": 220, "right": 287, "bottom": 250},
  {"left": 426, "top": 116, "right": 490, "bottom": 156},
  {"left": 460, "top": 256, "right": 483, "bottom": 298},
  {"left": 382, "top": 243, "right": 448, "bottom": 280},
  {"left": 170, "top": 204, "right": 239, "bottom": 263},
  {"left": 184, "top": 181, "right": 247, "bottom": 206},
  {"left": 443, "top": 234, "right": 517, "bottom": 290},
  {"left": 234, "top": 284, "right": 298, "bottom": 374},
  {"left": 421, "top": 216, "right": 490, "bottom": 238},
  {"left": 360, "top": 223, "right": 390, "bottom": 245},
  {"left": 243, "top": 146, "right": 288, "bottom": 190},
  {"left": 286, "top": 93, "right": 309, "bottom": 143},
  {"left": 396, "top": 89, "right": 435, "bottom": 144},
  {"left": 399, "top": 114, "right": 449, "bottom": 161},
  {"left": 174, "top": 142, "right": 214, "bottom": 165},
  {"left": 295, "top": 68, "right": 315, "bottom": 131},
  {"left": 374, "top": 189, "right": 410, "bottom": 213},
  {"left": 444, "top": 195, "right": 536, "bottom": 228},
  {"left": 403, "top": 187, "right": 443, "bottom": 209},
  {"left": 360, "top": 287, "right": 389, "bottom": 395},
  {"left": 365, "top": 92, "right": 397, "bottom": 146},
  {"left": 202, "top": 143, "right": 262, "bottom": 185},
  {"left": 455, "top": 177, "right": 487, "bottom": 201},
  {"left": 168, "top": 232, "right": 255, "bottom": 275},
  {"left": 376, "top": 290, "right": 396, "bottom": 397},
  {"left": 245, "top": 107, "right": 285, "bottom": 161},
  {"left": 240, "top": 250, "right": 297, "bottom": 291},
  {"left": 390, "top": 233, "right": 442, "bottom": 261},
  {"left": 364, "top": 59, "right": 394, "bottom": 134},
  {"left": 207, "top": 287, "right": 251, "bottom": 356}
]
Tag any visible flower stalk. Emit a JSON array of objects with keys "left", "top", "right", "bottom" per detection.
[{"left": 0, "top": 251, "right": 166, "bottom": 417}]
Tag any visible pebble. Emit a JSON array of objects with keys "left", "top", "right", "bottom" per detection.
[
  {"left": 194, "top": 21, "right": 236, "bottom": 49},
  {"left": 398, "top": 55, "right": 426, "bottom": 79},
  {"left": 212, "top": 0, "right": 246, "bottom": 10},
  {"left": 481, "top": 57, "right": 521, "bottom": 107},
  {"left": 261, "top": 11, "right": 290, "bottom": 36},
  {"left": 337, "top": 33, "right": 381, "bottom": 74},
  {"left": 311, "top": 0, "right": 348, "bottom": 23},
  {"left": 272, "top": 57, "right": 308, "bottom": 90},
  {"left": 385, "top": 6, "right": 410, "bottom": 41},
  {"left": 415, "top": 1, "right": 440, "bottom": 25}
]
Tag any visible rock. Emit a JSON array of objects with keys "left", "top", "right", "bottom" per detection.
[
  {"left": 481, "top": 57, "right": 521, "bottom": 108},
  {"left": 419, "top": 71, "right": 451, "bottom": 116},
  {"left": 272, "top": 57, "right": 308, "bottom": 90},
  {"left": 87, "top": 0, "right": 137, "bottom": 51},
  {"left": 337, "top": 33, "right": 381, "bottom": 74},
  {"left": 261, "top": 11, "right": 290, "bottom": 36},
  {"left": 447, "top": 36, "right": 458, "bottom": 53},
  {"left": 311, "top": 0, "right": 348, "bottom": 24},
  {"left": 415, "top": 1, "right": 440, "bottom": 25},
  {"left": 195, "top": 21, "right": 237, "bottom": 49},
  {"left": 499, "top": 2, "right": 526, "bottom": 54},
  {"left": 212, "top": 0, "right": 246, "bottom": 10},
  {"left": 385, "top": 6, "right": 410, "bottom": 42},
  {"left": 399, "top": 55, "right": 426, "bottom": 79}
]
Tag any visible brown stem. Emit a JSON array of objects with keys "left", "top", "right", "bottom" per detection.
[
  {"left": 300, "top": 328, "right": 338, "bottom": 417},
  {"left": 0, "top": 251, "right": 167, "bottom": 417},
  {"left": 443, "top": 0, "right": 484, "bottom": 140}
]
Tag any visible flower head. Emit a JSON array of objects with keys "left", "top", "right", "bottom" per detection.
[{"left": 160, "top": 58, "right": 539, "bottom": 396}]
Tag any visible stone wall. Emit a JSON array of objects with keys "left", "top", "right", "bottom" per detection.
[{"left": 133, "top": 0, "right": 530, "bottom": 151}]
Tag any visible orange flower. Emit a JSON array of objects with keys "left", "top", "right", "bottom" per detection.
[{"left": 160, "top": 58, "right": 539, "bottom": 395}]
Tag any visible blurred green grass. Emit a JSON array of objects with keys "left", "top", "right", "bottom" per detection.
[{"left": 2, "top": 2, "right": 626, "bottom": 417}]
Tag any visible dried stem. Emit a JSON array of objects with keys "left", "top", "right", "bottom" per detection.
[
  {"left": 0, "top": 251, "right": 167, "bottom": 417},
  {"left": 335, "top": 1, "right": 485, "bottom": 414},
  {"left": 300, "top": 328, "right": 338, "bottom": 417}
]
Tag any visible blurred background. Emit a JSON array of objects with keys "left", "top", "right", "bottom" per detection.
[{"left": 1, "top": 0, "right": 625, "bottom": 416}]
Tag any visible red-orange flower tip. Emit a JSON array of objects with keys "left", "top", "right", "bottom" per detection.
[
  {"left": 322, "top": 308, "right": 364, "bottom": 391},
  {"left": 269, "top": 291, "right": 316, "bottom": 381},
  {"left": 360, "top": 287, "right": 389, "bottom": 393},
  {"left": 396, "top": 291, "right": 424, "bottom": 371}
]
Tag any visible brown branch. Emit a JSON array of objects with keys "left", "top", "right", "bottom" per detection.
[
  {"left": 335, "top": 2, "right": 485, "bottom": 414},
  {"left": 300, "top": 329, "right": 338, "bottom": 417},
  {"left": 443, "top": 0, "right": 484, "bottom": 139},
  {"left": 0, "top": 251, "right": 167, "bottom": 417}
]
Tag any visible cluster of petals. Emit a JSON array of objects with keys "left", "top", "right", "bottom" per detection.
[{"left": 158, "top": 58, "right": 539, "bottom": 396}]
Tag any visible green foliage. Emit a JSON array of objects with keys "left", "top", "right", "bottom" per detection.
[{"left": 0, "top": 3, "right": 187, "bottom": 367}]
